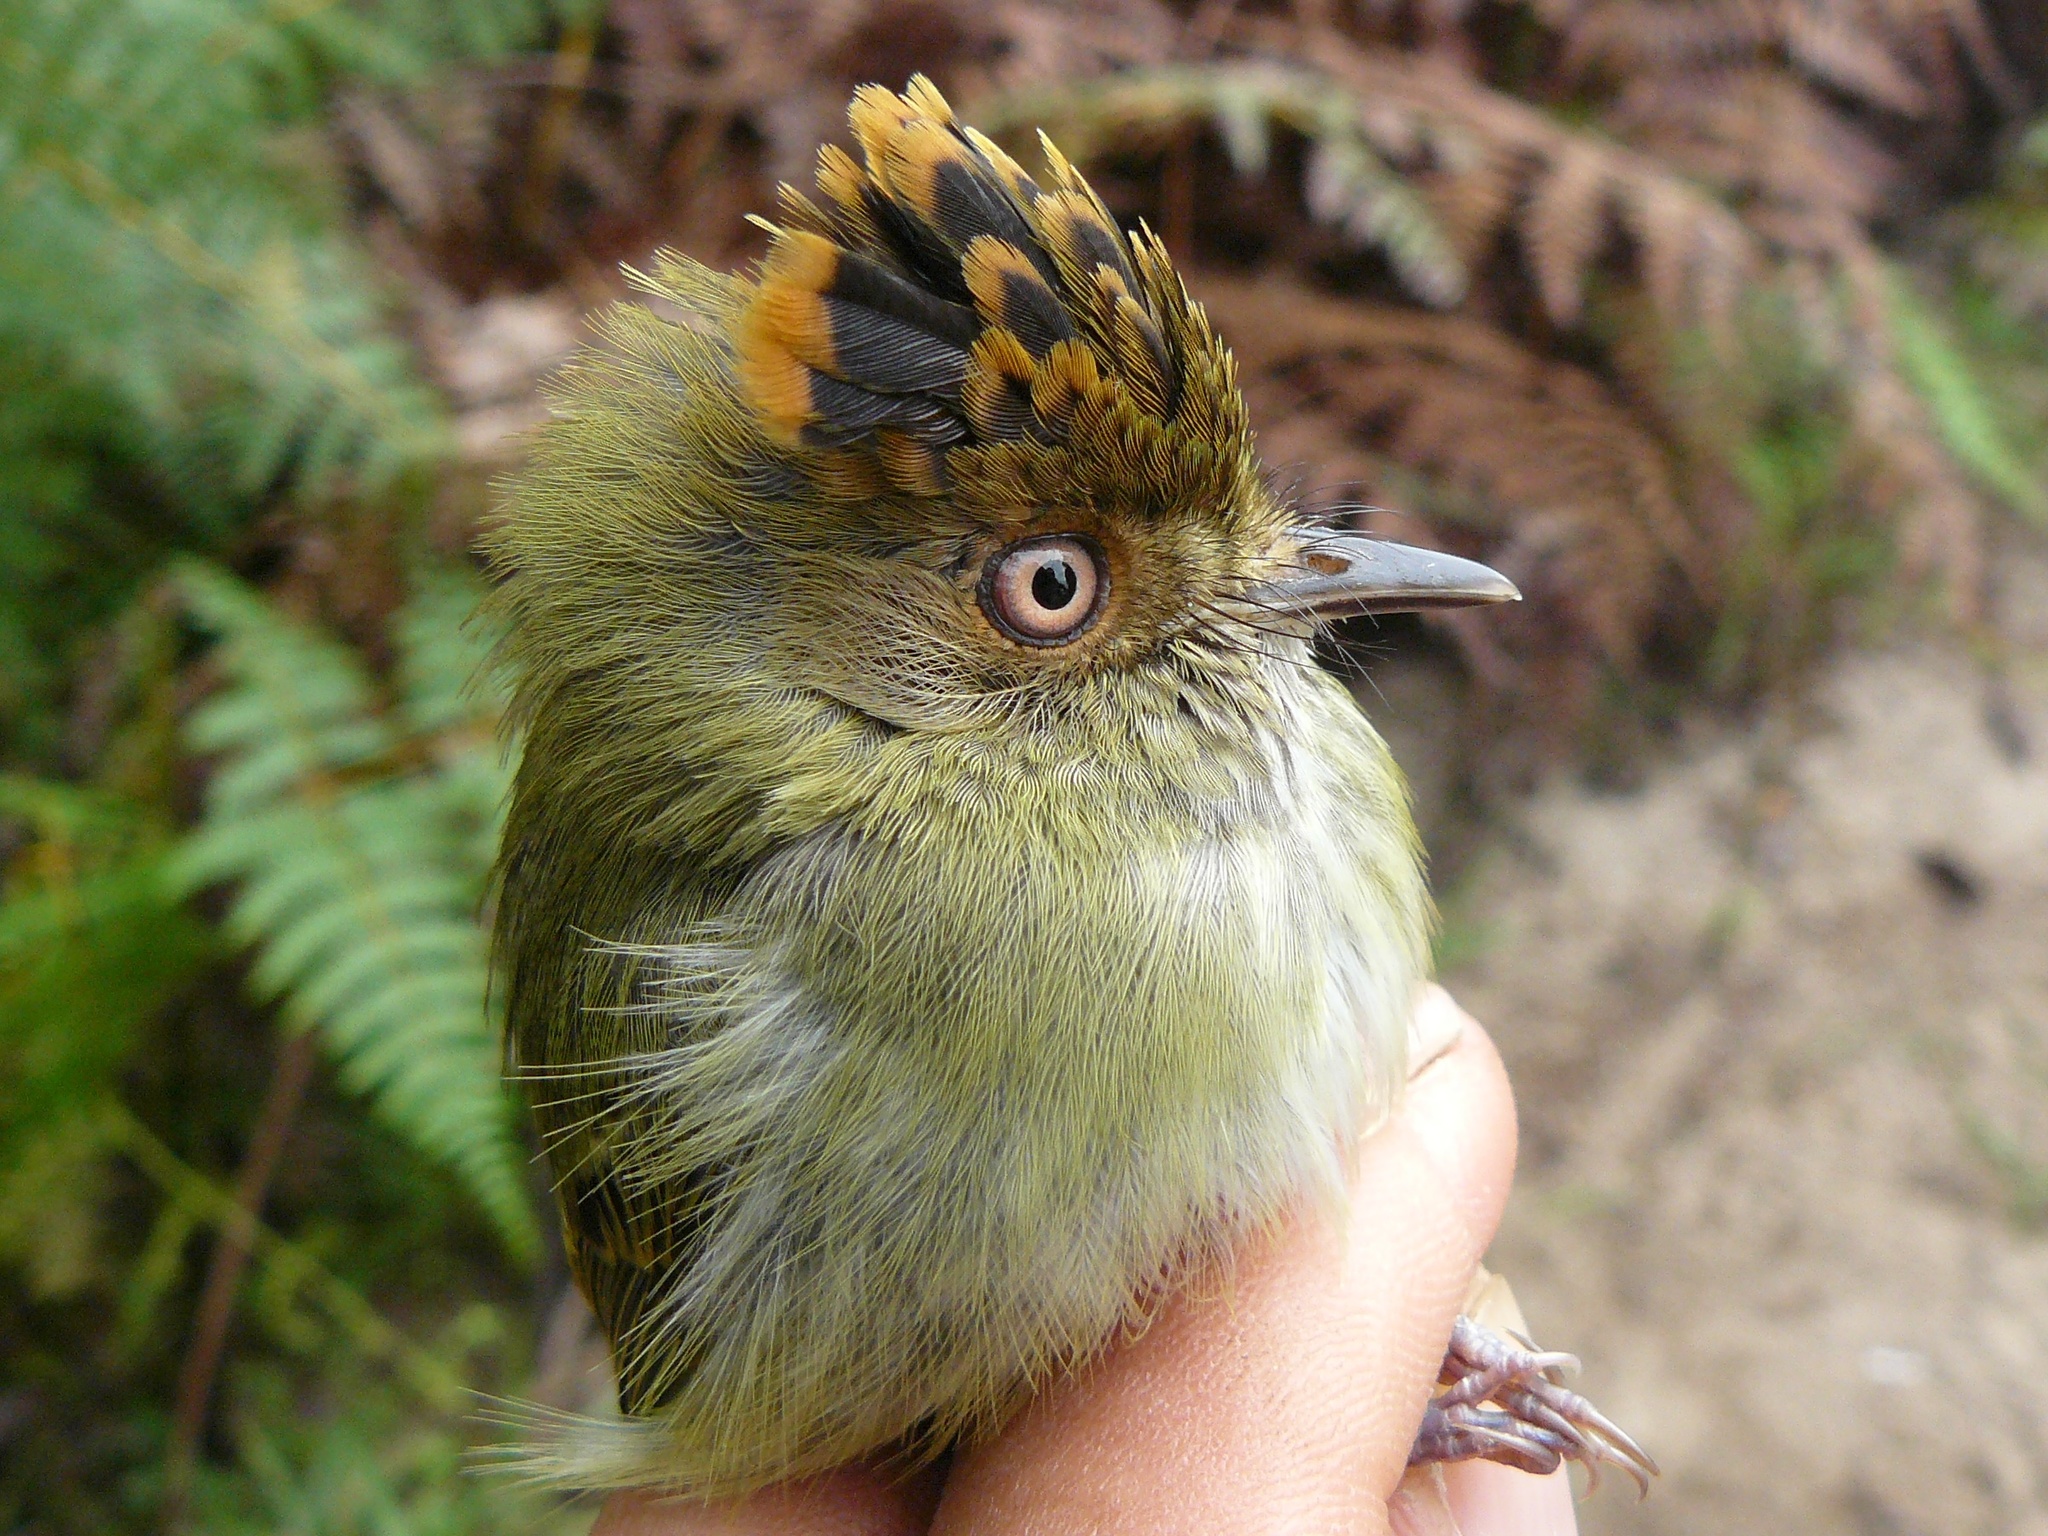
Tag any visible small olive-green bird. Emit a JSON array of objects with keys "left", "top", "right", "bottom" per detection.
[{"left": 489, "top": 76, "right": 1649, "bottom": 1496}]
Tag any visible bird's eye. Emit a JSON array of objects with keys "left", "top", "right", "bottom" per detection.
[{"left": 979, "top": 536, "right": 1107, "bottom": 646}]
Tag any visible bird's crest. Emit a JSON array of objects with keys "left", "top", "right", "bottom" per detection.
[{"left": 734, "top": 76, "right": 1254, "bottom": 512}]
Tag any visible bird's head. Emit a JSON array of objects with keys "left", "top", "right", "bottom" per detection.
[{"left": 488, "top": 77, "right": 1514, "bottom": 864}]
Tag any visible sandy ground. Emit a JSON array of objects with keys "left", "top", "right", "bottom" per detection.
[{"left": 1422, "top": 555, "right": 2048, "bottom": 1535}]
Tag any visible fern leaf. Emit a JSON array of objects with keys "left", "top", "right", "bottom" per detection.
[
  {"left": 1524, "top": 142, "right": 1612, "bottom": 326},
  {"left": 0, "top": 778, "right": 210, "bottom": 1294},
  {"left": 1304, "top": 123, "right": 1466, "bottom": 309},
  {"left": 0, "top": 0, "right": 454, "bottom": 502},
  {"left": 984, "top": 64, "right": 1469, "bottom": 308},
  {"left": 1211, "top": 77, "right": 1275, "bottom": 177},
  {"left": 1882, "top": 268, "right": 2048, "bottom": 530},
  {"left": 0, "top": 0, "right": 560, "bottom": 757},
  {"left": 397, "top": 563, "right": 513, "bottom": 734},
  {"left": 170, "top": 560, "right": 536, "bottom": 1260},
  {"left": 395, "top": 565, "right": 515, "bottom": 882}
]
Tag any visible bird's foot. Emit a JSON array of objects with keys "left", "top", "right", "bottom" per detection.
[{"left": 1408, "top": 1312, "right": 1658, "bottom": 1494}]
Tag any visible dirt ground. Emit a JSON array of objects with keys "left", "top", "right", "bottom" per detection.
[{"left": 1409, "top": 553, "right": 2048, "bottom": 1535}]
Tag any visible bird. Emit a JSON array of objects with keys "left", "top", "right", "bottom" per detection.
[{"left": 486, "top": 74, "right": 1653, "bottom": 1497}]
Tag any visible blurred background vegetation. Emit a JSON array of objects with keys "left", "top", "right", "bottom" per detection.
[{"left": 3, "top": 0, "right": 2046, "bottom": 1529}]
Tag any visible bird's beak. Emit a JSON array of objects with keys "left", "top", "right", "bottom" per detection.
[{"left": 1254, "top": 534, "right": 1521, "bottom": 619}]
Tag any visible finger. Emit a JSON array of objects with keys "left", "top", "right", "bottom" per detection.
[
  {"left": 933, "top": 993, "right": 1518, "bottom": 1536},
  {"left": 1443, "top": 1461, "right": 1578, "bottom": 1536},
  {"left": 590, "top": 1464, "right": 942, "bottom": 1536},
  {"left": 1389, "top": 1465, "right": 1462, "bottom": 1536}
]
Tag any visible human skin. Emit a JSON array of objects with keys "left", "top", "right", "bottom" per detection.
[{"left": 589, "top": 990, "right": 1575, "bottom": 1536}]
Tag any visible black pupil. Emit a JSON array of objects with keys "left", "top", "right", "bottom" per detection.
[{"left": 1032, "top": 558, "right": 1079, "bottom": 611}]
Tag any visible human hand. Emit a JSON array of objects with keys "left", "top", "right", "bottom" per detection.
[{"left": 591, "top": 988, "right": 1572, "bottom": 1536}]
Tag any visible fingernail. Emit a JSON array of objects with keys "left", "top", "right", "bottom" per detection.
[
  {"left": 1407, "top": 984, "right": 1467, "bottom": 1081},
  {"left": 1444, "top": 1463, "right": 1580, "bottom": 1536}
]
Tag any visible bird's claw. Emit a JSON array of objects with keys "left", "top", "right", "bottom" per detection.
[{"left": 1408, "top": 1312, "right": 1659, "bottom": 1495}]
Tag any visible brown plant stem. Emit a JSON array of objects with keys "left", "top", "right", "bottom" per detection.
[
  {"left": 1163, "top": 128, "right": 1196, "bottom": 260},
  {"left": 161, "top": 1029, "right": 320, "bottom": 1523},
  {"left": 516, "top": 14, "right": 600, "bottom": 241}
]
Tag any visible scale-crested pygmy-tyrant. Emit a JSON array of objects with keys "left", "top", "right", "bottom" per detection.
[{"left": 489, "top": 76, "right": 1653, "bottom": 1495}]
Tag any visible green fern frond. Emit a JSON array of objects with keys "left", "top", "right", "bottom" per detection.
[
  {"left": 0, "top": 0, "right": 558, "bottom": 757},
  {"left": 185, "top": 1353, "right": 583, "bottom": 1536},
  {"left": 398, "top": 565, "right": 513, "bottom": 738},
  {"left": 0, "top": 0, "right": 455, "bottom": 507},
  {"left": 1883, "top": 266, "right": 2048, "bottom": 529},
  {"left": 0, "top": 777, "right": 207, "bottom": 1123},
  {"left": 203, "top": 0, "right": 561, "bottom": 100},
  {"left": 0, "top": 777, "right": 211, "bottom": 1293},
  {"left": 396, "top": 564, "right": 516, "bottom": 879},
  {"left": 170, "top": 559, "right": 535, "bottom": 1260},
  {"left": 982, "top": 64, "right": 1468, "bottom": 308}
]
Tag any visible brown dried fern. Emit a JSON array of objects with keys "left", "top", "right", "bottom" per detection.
[
  {"left": 1193, "top": 273, "right": 1694, "bottom": 701},
  {"left": 983, "top": 44, "right": 1764, "bottom": 336},
  {"left": 979, "top": 14, "right": 2024, "bottom": 621},
  {"left": 334, "top": 0, "right": 2041, "bottom": 713},
  {"left": 979, "top": 63, "right": 1470, "bottom": 305}
]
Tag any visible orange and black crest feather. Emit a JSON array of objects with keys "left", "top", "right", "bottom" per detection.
[{"left": 733, "top": 77, "right": 1253, "bottom": 513}]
